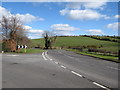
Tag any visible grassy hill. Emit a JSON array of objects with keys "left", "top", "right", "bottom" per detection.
[
  {"left": 31, "top": 36, "right": 119, "bottom": 62},
  {"left": 31, "top": 36, "right": 118, "bottom": 52}
]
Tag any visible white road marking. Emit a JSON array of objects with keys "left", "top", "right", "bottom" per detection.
[
  {"left": 7, "top": 55, "right": 19, "bottom": 56},
  {"left": 71, "top": 71, "right": 82, "bottom": 77},
  {"left": 60, "top": 65, "right": 66, "bottom": 69},
  {"left": 45, "top": 54, "right": 53, "bottom": 61},
  {"left": 93, "top": 82, "right": 109, "bottom": 90},
  {"left": 107, "top": 66, "right": 120, "bottom": 71},
  {"left": 54, "top": 62, "right": 58, "bottom": 64},
  {"left": 45, "top": 51, "right": 47, "bottom": 55},
  {"left": 42, "top": 52, "right": 47, "bottom": 60}
]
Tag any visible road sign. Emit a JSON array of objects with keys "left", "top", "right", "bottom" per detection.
[
  {"left": 20, "top": 45, "right": 24, "bottom": 48},
  {"left": 17, "top": 45, "right": 20, "bottom": 48},
  {"left": 24, "top": 45, "right": 27, "bottom": 48}
]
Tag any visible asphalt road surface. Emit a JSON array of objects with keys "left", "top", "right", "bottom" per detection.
[{"left": 2, "top": 50, "right": 119, "bottom": 89}]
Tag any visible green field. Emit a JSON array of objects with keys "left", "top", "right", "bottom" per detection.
[
  {"left": 31, "top": 36, "right": 119, "bottom": 62},
  {"left": 31, "top": 36, "right": 118, "bottom": 52},
  {"left": 67, "top": 49, "right": 119, "bottom": 62}
]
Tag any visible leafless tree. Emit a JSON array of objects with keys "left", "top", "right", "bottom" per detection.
[{"left": 0, "top": 15, "right": 30, "bottom": 51}]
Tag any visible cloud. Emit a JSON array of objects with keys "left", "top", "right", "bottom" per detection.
[
  {"left": 114, "top": 15, "right": 120, "bottom": 19},
  {"left": 51, "top": 24, "right": 80, "bottom": 31},
  {"left": 0, "top": 6, "right": 44, "bottom": 23},
  {"left": 29, "top": 29, "right": 44, "bottom": 33},
  {"left": 24, "top": 25, "right": 32, "bottom": 30},
  {"left": 66, "top": 1, "right": 108, "bottom": 9},
  {"left": 60, "top": 1, "right": 110, "bottom": 20},
  {"left": 83, "top": 0, "right": 108, "bottom": 9},
  {"left": 24, "top": 25, "right": 44, "bottom": 39},
  {"left": 107, "top": 22, "right": 119, "bottom": 30},
  {"left": 51, "top": 24, "right": 80, "bottom": 35},
  {"left": 60, "top": 9, "right": 110, "bottom": 20},
  {"left": 66, "top": 2, "right": 82, "bottom": 9},
  {"left": 15, "top": 14, "right": 44, "bottom": 23},
  {"left": 86, "top": 29, "right": 104, "bottom": 35}
]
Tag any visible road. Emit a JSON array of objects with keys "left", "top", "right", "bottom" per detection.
[{"left": 2, "top": 50, "right": 119, "bottom": 89}]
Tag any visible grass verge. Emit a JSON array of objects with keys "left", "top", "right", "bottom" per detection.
[
  {"left": 20, "top": 49, "right": 46, "bottom": 53},
  {"left": 67, "top": 49, "right": 119, "bottom": 63}
]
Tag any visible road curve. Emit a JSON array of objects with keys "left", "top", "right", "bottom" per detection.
[
  {"left": 47, "top": 50, "right": 119, "bottom": 89},
  {"left": 2, "top": 50, "right": 119, "bottom": 89}
]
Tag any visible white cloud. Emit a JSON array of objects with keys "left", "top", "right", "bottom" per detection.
[
  {"left": 51, "top": 24, "right": 80, "bottom": 31},
  {"left": 83, "top": 0, "right": 108, "bottom": 9},
  {"left": 60, "top": 1, "right": 110, "bottom": 20},
  {"left": 60, "top": 9, "right": 110, "bottom": 20},
  {"left": 23, "top": 25, "right": 44, "bottom": 39},
  {"left": 86, "top": 29, "right": 104, "bottom": 35},
  {"left": 51, "top": 24, "right": 80, "bottom": 35},
  {"left": 24, "top": 25, "right": 32, "bottom": 30},
  {"left": 66, "top": 2, "right": 82, "bottom": 9},
  {"left": 107, "top": 22, "right": 119, "bottom": 30},
  {"left": 0, "top": 6, "right": 44, "bottom": 23},
  {"left": 114, "top": 15, "right": 120, "bottom": 19},
  {"left": 15, "top": 14, "right": 44, "bottom": 23},
  {"left": 66, "top": 1, "right": 108, "bottom": 9},
  {"left": 29, "top": 29, "right": 44, "bottom": 33}
]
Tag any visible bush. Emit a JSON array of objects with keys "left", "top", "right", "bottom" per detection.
[{"left": 2, "top": 42, "right": 11, "bottom": 52}]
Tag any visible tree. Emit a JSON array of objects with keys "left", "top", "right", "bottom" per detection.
[
  {"left": 42, "top": 31, "right": 57, "bottom": 49},
  {"left": 0, "top": 15, "right": 30, "bottom": 52}
]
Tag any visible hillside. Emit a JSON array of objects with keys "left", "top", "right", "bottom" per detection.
[{"left": 31, "top": 36, "right": 118, "bottom": 53}]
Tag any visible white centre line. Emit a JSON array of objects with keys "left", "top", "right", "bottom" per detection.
[
  {"left": 45, "top": 51, "right": 47, "bottom": 55},
  {"left": 42, "top": 52, "right": 47, "bottom": 60},
  {"left": 54, "top": 61, "right": 58, "bottom": 64},
  {"left": 60, "top": 65, "right": 66, "bottom": 69},
  {"left": 71, "top": 71, "right": 82, "bottom": 77},
  {"left": 93, "top": 82, "right": 110, "bottom": 90},
  {"left": 46, "top": 55, "right": 53, "bottom": 61}
]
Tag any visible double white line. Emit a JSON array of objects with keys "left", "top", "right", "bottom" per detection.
[
  {"left": 42, "top": 52, "right": 47, "bottom": 60},
  {"left": 42, "top": 51, "right": 53, "bottom": 61}
]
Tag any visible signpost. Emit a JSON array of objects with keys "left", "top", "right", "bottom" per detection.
[
  {"left": 17, "top": 45, "right": 20, "bottom": 53},
  {"left": 24, "top": 45, "right": 27, "bottom": 53}
]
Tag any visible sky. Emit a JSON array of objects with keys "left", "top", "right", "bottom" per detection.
[{"left": 0, "top": 1, "right": 119, "bottom": 39}]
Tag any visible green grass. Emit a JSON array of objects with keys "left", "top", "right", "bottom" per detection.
[
  {"left": 31, "top": 38, "right": 44, "bottom": 48},
  {"left": 31, "top": 36, "right": 118, "bottom": 52},
  {"left": 19, "top": 49, "right": 46, "bottom": 53},
  {"left": 67, "top": 49, "right": 119, "bottom": 62}
]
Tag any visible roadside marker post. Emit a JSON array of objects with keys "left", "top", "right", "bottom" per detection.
[
  {"left": 17, "top": 45, "right": 20, "bottom": 53},
  {"left": 24, "top": 45, "right": 27, "bottom": 53}
]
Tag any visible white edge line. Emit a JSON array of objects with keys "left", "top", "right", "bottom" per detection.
[
  {"left": 42, "top": 52, "right": 47, "bottom": 60},
  {"left": 60, "top": 65, "right": 66, "bottom": 69},
  {"left": 7, "top": 55, "right": 19, "bottom": 56},
  {"left": 71, "top": 71, "right": 82, "bottom": 77},
  {"left": 93, "top": 82, "right": 108, "bottom": 89}
]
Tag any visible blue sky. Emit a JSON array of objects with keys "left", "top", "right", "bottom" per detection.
[{"left": 1, "top": 1, "right": 119, "bottom": 39}]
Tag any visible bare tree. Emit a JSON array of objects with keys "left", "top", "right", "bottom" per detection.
[{"left": 0, "top": 15, "right": 30, "bottom": 51}]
